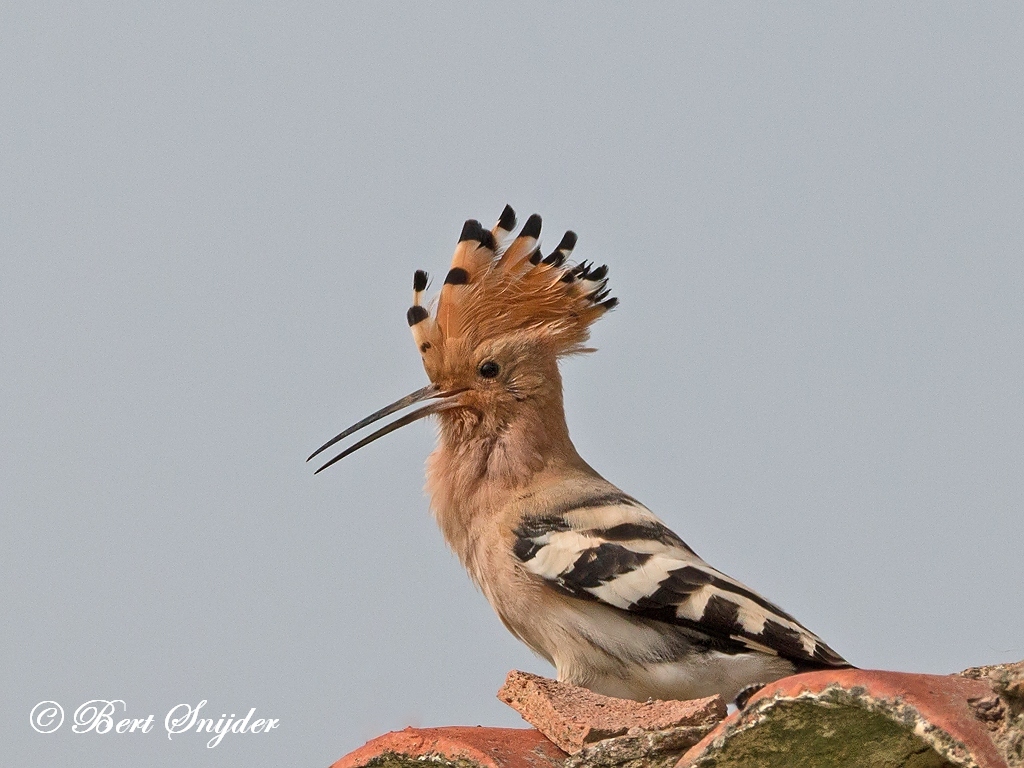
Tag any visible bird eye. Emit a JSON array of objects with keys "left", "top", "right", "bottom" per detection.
[{"left": 478, "top": 360, "right": 500, "bottom": 379}]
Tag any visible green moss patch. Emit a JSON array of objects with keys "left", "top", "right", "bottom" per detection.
[{"left": 694, "top": 702, "right": 955, "bottom": 768}]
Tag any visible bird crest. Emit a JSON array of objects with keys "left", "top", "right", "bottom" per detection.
[
  {"left": 307, "top": 205, "right": 618, "bottom": 474},
  {"left": 407, "top": 205, "right": 617, "bottom": 380}
]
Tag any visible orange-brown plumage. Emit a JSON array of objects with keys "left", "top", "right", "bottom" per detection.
[
  {"left": 421, "top": 206, "right": 616, "bottom": 380},
  {"left": 311, "top": 205, "right": 850, "bottom": 704}
]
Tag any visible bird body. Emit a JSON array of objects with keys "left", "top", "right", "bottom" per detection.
[{"left": 311, "top": 206, "right": 851, "bottom": 703}]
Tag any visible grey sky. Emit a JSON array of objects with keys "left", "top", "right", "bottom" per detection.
[{"left": 3, "top": 3, "right": 1022, "bottom": 766}]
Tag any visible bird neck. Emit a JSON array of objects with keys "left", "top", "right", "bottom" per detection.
[{"left": 425, "top": 377, "right": 586, "bottom": 560}]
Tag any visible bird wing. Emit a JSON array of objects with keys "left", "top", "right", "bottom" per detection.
[{"left": 513, "top": 494, "right": 849, "bottom": 668}]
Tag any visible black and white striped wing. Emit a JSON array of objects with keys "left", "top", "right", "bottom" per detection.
[{"left": 513, "top": 498, "right": 848, "bottom": 669}]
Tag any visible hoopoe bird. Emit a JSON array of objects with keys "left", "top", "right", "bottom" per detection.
[{"left": 310, "top": 206, "right": 851, "bottom": 704}]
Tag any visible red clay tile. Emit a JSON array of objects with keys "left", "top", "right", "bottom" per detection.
[
  {"left": 331, "top": 726, "right": 567, "bottom": 768},
  {"left": 497, "top": 670, "right": 726, "bottom": 754},
  {"left": 678, "top": 668, "right": 1011, "bottom": 768}
]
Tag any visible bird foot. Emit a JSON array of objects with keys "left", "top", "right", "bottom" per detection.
[{"left": 734, "top": 682, "right": 767, "bottom": 709}]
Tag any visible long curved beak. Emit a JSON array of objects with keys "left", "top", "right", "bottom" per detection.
[{"left": 308, "top": 384, "right": 462, "bottom": 474}]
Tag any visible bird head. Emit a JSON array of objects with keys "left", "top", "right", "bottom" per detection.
[{"left": 309, "top": 205, "right": 616, "bottom": 474}]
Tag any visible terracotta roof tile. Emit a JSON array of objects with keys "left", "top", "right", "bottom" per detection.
[
  {"left": 679, "top": 668, "right": 1012, "bottom": 768},
  {"left": 332, "top": 726, "right": 566, "bottom": 768}
]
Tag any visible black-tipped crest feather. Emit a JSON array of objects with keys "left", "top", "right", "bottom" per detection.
[
  {"left": 497, "top": 204, "right": 516, "bottom": 231},
  {"left": 407, "top": 305, "right": 429, "bottom": 326},
  {"left": 459, "top": 219, "right": 484, "bottom": 243},
  {"left": 444, "top": 267, "right": 469, "bottom": 285},
  {"left": 520, "top": 214, "right": 542, "bottom": 240}
]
